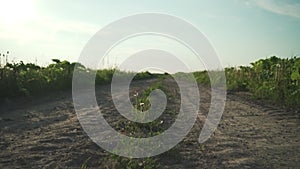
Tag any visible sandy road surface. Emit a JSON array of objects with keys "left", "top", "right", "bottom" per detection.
[{"left": 0, "top": 79, "right": 299, "bottom": 168}]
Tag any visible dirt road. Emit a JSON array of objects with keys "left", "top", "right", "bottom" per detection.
[{"left": 0, "top": 79, "right": 299, "bottom": 168}]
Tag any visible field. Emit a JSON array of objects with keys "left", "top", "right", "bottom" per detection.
[{"left": 0, "top": 56, "right": 299, "bottom": 168}]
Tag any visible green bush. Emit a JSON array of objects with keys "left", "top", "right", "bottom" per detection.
[
  {"left": 224, "top": 56, "right": 299, "bottom": 109},
  {"left": 0, "top": 59, "right": 157, "bottom": 101}
]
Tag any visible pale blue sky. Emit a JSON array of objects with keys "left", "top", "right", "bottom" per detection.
[{"left": 0, "top": 0, "right": 299, "bottom": 69}]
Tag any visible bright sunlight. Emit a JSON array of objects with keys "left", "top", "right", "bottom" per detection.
[{"left": 0, "top": 0, "right": 36, "bottom": 24}]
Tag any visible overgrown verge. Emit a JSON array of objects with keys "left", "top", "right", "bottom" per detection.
[
  {"left": 0, "top": 59, "right": 159, "bottom": 102},
  {"left": 194, "top": 56, "right": 300, "bottom": 110},
  {"left": 1, "top": 56, "right": 299, "bottom": 110}
]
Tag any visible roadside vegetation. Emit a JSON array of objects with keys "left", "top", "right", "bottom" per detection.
[
  {"left": 0, "top": 58, "right": 158, "bottom": 102},
  {"left": 194, "top": 56, "right": 300, "bottom": 110},
  {"left": 1, "top": 55, "right": 299, "bottom": 110}
]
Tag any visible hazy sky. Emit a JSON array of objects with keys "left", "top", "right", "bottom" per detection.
[{"left": 0, "top": 0, "right": 299, "bottom": 70}]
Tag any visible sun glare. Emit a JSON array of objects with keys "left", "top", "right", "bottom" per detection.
[{"left": 0, "top": 0, "right": 36, "bottom": 24}]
